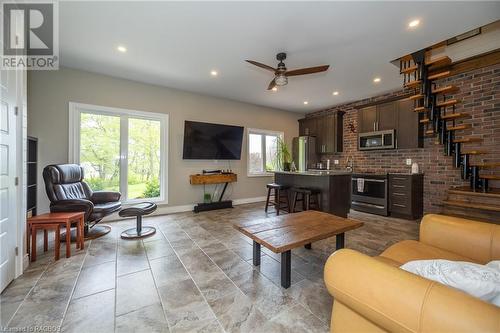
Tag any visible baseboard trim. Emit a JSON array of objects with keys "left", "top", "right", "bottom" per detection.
[{"left": 104, "top": 196, "right": 267, "bottom": 221}]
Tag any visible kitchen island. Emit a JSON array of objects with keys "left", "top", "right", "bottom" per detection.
[{"left": 273, "top": 170, "right": 352, "bottom": 217}]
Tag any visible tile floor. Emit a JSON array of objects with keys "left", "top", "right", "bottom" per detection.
[{"left": 1, "top": 203, "right": 419, "bottom": 333}]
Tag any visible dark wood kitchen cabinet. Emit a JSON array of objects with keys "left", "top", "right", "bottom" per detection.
[
  {"left": 298, "top": 111, "right": 344, "bottom": 154},
  {"left": 358, "top": 102, "right": 396, "bottom": 132},
  {"left": 298, "top": 117, "right": 317, "bottom": 136},
  {"left": 357, "top": 97, "right": 422, "bottom": 149},
  {"left": 389, "top": 173, "right": 423, "bottom": 220},
  {"left": 396, "top": 98, "right": 422, "bottom": 149},
  {"left": 358, "top": 106, "right": 377, "bottom": 133}
]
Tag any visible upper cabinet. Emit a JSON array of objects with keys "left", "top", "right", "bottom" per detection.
[
  {"left": 357, "top": 98, "right": 422, "bottom": 149},
  {"left": 298, "top": 111, "right": 344, "bottom": 154}
]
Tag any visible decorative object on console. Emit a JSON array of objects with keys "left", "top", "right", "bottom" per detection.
[{"left": 42, "top": 164, "right": 122, "bottom": 240}]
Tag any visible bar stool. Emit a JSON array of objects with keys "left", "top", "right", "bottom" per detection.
[
  {"left": 291, "top": 187, "right": 321, "bottom": 212},
  {"left": 265, "top": 183, "right": 291, "bottom": 215}
]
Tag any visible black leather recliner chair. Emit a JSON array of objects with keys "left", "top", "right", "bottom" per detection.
[{"left": 43, "top": 164, "right": 122, "bottom": 239}]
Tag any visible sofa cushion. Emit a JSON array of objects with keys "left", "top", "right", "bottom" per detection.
[
  {"left": 380, "top": 240, "right": 476, "bottom": 265},
  {"left": 401, "top": 259, "right": 500, "bottom": 306}
]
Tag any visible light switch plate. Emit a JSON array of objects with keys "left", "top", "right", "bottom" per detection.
[
  {"left": 406, "top": 159, "right": 412, "bottom": 166},
  {"left": 334, "top": 159, "right": 339, "bottom": 165}
]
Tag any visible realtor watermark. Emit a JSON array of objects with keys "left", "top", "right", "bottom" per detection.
[{"left": 1, "top": 0, "right": 59, "bottom": 70}]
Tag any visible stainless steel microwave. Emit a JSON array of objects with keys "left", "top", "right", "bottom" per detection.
[{"left": 358, "top": 129, "right": 395, "bottom": 150}]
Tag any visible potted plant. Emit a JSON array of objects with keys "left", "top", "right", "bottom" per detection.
[{"left": 276, "top": 137, "right": 292, "bottom": 171}]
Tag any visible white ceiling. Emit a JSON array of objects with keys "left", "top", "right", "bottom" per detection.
[{"left": 59, "top": 1, "right": 500, "bottom": 113}]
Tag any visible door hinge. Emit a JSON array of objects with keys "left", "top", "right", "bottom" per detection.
[
  {"left": 14, "top": 177, "right": 19, "bottom": 186},
  {"left": 14, "top": 106, "right": 18, "bottom": 116},
  {"left": 15, "top": 247, "right": 19, "bottom": 256}
]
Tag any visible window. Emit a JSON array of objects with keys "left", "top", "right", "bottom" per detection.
[
  {"left": 69, "top": 102, "right": 168, "bottom": 203},
  {"left": 247, "top": 128, "right": 283, "bottom": 176}
]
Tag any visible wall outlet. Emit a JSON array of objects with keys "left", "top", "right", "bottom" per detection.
[
  {"left": 406, "top": 159, "right": 412, "bottom": 166},
  {"left": 334, "top": 159, "right": 339, "bottom": 165}
]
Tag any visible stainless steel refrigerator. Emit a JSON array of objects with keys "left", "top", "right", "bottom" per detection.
[{"left": 292, "top": 136, "right": 318, "bottom": 172}]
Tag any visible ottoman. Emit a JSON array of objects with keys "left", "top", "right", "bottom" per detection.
[{"left": 119, "top": 202, "right": 157, "bottom": 239}]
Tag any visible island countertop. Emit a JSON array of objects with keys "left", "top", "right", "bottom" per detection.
[
  {"left": 271, "top": 170, "right": 352, "bottom": 176},
  {"left": 273, "top": 171, "right": 351, "bottom": 217}
]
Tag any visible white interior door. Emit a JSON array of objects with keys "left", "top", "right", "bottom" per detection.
[{"left": 0, "top": 67, "right": 18, "bottom": 292}]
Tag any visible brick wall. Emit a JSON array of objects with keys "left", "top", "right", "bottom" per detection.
[{"left": 306, "top": 63, "right": 500, "bottom": 213}]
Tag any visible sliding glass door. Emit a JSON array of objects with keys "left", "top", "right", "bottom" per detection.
[{"left": 70, "top": 103, "right": 168, "bottom": 203}]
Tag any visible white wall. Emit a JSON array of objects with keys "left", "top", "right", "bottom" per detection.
[{"left": 28, "top": 67, "right": 301, "bottom": 212}]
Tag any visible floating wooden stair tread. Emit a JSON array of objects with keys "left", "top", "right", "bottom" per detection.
[
  {"left": 441, "top": 112, "right": 468, "bottom": 120},
  {"left": 428, "top": 71, "right": 451, "bottom": 80},
  {"left": 449, "top": 186, "right": 500, "bottom": 199},
  {"left": 401, "top": 65, "right": 418, "bottom": 74},
  {"left": 404, "top": 80, "right": 421, "bottom": 88},
  {"left": 436, "top": 99, "right": 458, "bottom": 108},
  {"left": 470, "top": 162, "right": 500, "bottom": 168},
  {"left": 425, "top": 129, "right": 435, "bottom": 135},
  {"left": 461, "top": 150, "right": 488, "bottom": 155},
  {"left": 420, "top": 118, "right": 430, "bottom": 124},
  {"left": 479, "top": 175, "right": 500, "bottom": 180},
  {"left": 432, "top": 85, "right": 457, "bottom": 95},
  {"left": 453, "top": 137, "right": 482, "bottom": 143},
  {"left": 414, "top": 106, "right": 427, "bottom": 112},
  {"left": 426, "top": 56, "right": 452, "bottom": 68},
  {"left": 407, "top": 94, "right": 423, "bottom": 101},
  {"left": 442, "top": 200, "right": 500, "bottom": 212},
  {"left": 448, "top": 124, "right": 471, "bottom": 131}
]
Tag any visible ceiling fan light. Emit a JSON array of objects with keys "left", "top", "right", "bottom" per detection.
[{"left": 275, "top": 74, "right": 288, "bottom": 86}]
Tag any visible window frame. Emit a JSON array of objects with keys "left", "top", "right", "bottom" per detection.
[
  {"left": 247, "top": 128, "right": 284, "bottom": 177},
  {"left": 68, "top": 102, "right": 168, "bottom": 205}
]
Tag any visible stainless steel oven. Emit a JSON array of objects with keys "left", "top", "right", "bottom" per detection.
[
  {"left": 351, "top": 173, "right": 388, "bottom": 216},
  {"left": 358, "top": 129, "right": 395, "bottom": 150}
]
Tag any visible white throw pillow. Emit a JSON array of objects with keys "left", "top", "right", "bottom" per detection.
[{"left": 400, "top": 259, "right": 500, "bottom": 307}]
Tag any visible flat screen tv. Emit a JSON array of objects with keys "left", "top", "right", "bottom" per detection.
[{"left": 183, "top": 121, "right": 244, "bottom": 160}]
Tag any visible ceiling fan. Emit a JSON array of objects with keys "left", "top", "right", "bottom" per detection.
[{"left": 246, "top": 52, "right": 329, "bottom": 90}]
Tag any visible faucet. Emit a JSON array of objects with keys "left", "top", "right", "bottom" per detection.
[{"left": 346, "top": 156, "right": 354, "bottom": 172}]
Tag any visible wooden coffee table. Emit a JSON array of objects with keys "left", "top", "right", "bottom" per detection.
[{"left": 234, "top": 210, "right": 363, "bottom": 288}]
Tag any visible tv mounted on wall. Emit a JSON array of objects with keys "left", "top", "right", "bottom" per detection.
[{"left": 182, "top": 121, "right": 244, "bottom": 160}]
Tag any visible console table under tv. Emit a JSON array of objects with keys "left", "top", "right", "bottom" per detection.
[{"left": 189, "top": 173, "right": 237, "bottom": 213}]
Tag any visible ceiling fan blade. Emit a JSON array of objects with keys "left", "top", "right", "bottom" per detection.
[
  {"left": 246, "top": 60, "right": 276, "bottom": 72},
  {"left": 285, "top": 65, "right": 330, "bottom": 76},
  {"left": 267, "top": 78, "right": 277, "bottom": 90}
]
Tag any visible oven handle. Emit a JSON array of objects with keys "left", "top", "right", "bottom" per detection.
[
  {"left": 352, "top": 201, "right": 386, "bottom": 209},
  {"left": 352, "top": 178, "right": 386, "bottom": 183}
]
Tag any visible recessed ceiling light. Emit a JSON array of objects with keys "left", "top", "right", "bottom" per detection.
[
  {"left": 210, "top": 70, "right": 218, "bottom": 76},
  {"left": 303, "top": 101, "right": 309, "bottom": 105},
  {"left": 271, "top": 87, "right": 278, "bottom": 92},
  {"left": 333, "top": 91, "right": 339, "bottom": 96},
  {"left": 408, "top": 19, "right": 420, "bottom": 28},
  {"left": 117, "top": 45, "right": 127, "bottom": 53},
  {"left": 373, "top": 77, "right": 381, "bottom": 83}
]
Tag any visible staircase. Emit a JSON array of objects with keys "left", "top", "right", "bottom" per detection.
[{"left": 399, "top": 51, "right": 500, "bottom": 223}]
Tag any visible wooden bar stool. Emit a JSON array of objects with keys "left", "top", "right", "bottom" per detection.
[
  {"left": 265, "top": 183, "right": 291, "bottom": 215},
  {"left": 27, "top": 212, "right": 85, "bottom": 261},
  {"left": 291, "top": 187, "right": 321, "bottom": 212}
]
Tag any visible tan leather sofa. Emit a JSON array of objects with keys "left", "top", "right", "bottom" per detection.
[{"left": 324, "top": 214, "right": 500, "bottom": 333}]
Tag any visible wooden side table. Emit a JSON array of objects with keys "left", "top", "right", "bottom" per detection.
[
  {"left": 31, "top": 224, "right": 60, "bottom": 261},
  {"left": 27, "top": 212, "right": 85, "bottom": 261}
]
